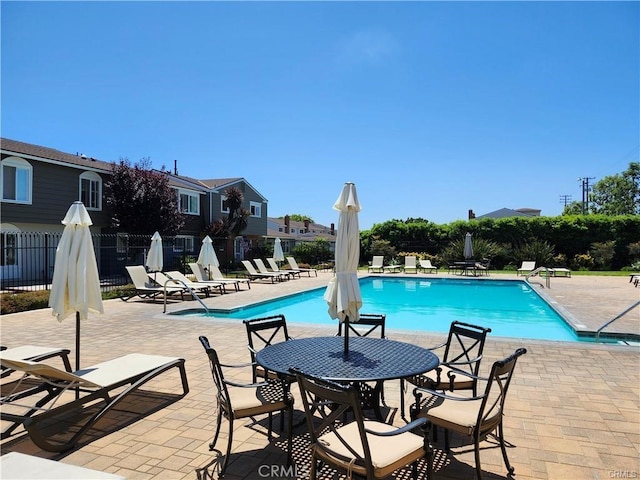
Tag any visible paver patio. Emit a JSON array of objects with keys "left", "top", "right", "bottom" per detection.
[{"left": 1, "top": 272, "right": 638, "bottom": 479}]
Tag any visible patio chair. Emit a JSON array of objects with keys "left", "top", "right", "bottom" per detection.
[
  {"left": 368, "top": 255, "right": 385, "bottom": 273},
  {"left": 165, "top": 270, "right": 224, "bottom": 295},
  {"left": 336, "top": 313, "right": 388, "bottom": 420},
  {"left": 155, "top": 271, "right": 212, "bottom": 297},
  {"left": 419, "top": 258, "right": 438, "bottom": 274},
  {"left": 291, "top": 368, "right": 430, "bottom": 480},
  {"left": 241, "top": 260, "right": 281, "bottom": 283},
  {"left": 404, "top": 256, "right": 418, "bottom": 274},
  {"left": 516, "top": 261, "right": 536, "bottom": 276},
  {"left": 412, "top": 348, "right": 527, "bottom": 480},
  {"left": 254, "top": 258, "right": 290, "bottom": 281},
  {"left": 266, "top": 258, "right": 300, "bottom": 279},
  {"left": 199, "top": 336, "right": 293, "bottom": 477},
  {"left": 0, "top": 353, "right": 189, "bottom": 452},
  {"left": 1, "top": 345, "right": 71, "bottom": 378},
  {"left": 122, "top": 265, "right": 186, "bottom": 302},
  {"left": 243, "top": 315, "right": 294, "bottom": 383},
  {"left": 286, "top": 256, "right": 318, "bottom": 277},
  {"left": 401, "top": 321, "right": 492, "bottom": 422},
  {"left": 189, "top": 262, "right": 250, "bottom": 292}
]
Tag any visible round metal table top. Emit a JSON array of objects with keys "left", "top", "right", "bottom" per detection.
[{"left": 256, "top": 336, "right": 439, "bottom": 382}]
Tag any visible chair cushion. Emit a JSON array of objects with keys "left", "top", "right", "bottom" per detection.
[
  {"left": 229, "top": 383, "right": 291, "bottom": 418},
  {"left": 408, "top": 365, "right": 475, "bottom": 391},
  {"left": 416, "top": 393, "right": 501, "bottom": 437},
  {"left": 315, "top": 420, "right": 425, "bottom": 478}
]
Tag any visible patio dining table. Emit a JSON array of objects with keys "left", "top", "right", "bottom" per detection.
[{"left": 255, "top": 336, "right": 439, "bottom": 420}]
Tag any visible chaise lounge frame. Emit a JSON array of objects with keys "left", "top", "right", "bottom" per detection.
[{"left": 0, "top": 353, "right": 189, "bottom": 452}]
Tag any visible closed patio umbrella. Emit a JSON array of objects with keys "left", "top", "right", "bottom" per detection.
[
  {"left": 146, "top": 231, "right": 163, "bottom": 279},
  {"left": 464, "top": 232, "right": 474, "bottom": 260},
  {"left": 273, "top": 237, "right": 285, "bottom": 264},
  {"left": 197, "top": 235, "right": 219, "bottom": 280},
  {"left": 323, "top": 182, "right": 362, "bottom": 356},
  {"left": 49, "top": 201, "right": 104, "bottom": 372}
]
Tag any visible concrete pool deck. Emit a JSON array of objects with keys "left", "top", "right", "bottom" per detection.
[{"left": 1, "top": 271, "right": 638, "bottom": 479}]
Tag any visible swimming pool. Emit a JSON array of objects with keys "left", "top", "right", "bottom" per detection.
[{"left": 176, "top": 277, "right": 579, "bottom": 341}]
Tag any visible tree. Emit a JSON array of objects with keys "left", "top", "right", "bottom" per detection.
[
  {"left": 562, "top": 201, "right": 584, "bottom": 215},
  {"left": 590, "top": 162, "right": 640, "bottom": 215},
  {"left": 280, "top": 213, "right": 314, "bottom": 223},
  {"left": 105, "top": 158, "right": 185, "bottom": 234},
  {"left": 203, "top": 186, "right": 249, "bottom": 239}
]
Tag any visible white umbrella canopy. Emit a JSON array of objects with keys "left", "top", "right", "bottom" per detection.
[
  {"left": 323, "top": 182, "right": 362, "bottom": 355},
  {"left": 146, "top": 231, "right": 164, "bottom": 273},
  {"left": 49, "top": 201, "right": 104, "bottom": 371},
  {"left": 197, "top": 235, "right": 219, "bottom": 280},
  {"left": 273, "top": 237, "right": 285, "bottom": 263},
  {"left": 464, "top": 232, "right": 474, "bottom": 260}
]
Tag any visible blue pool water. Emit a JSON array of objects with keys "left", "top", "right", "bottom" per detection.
[{"left": 179, "top": 277, "right": 578, "bottom": 341}]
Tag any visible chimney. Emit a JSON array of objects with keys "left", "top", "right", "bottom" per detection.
[
  {"left": 284, "top": 215, "right": 290, "bottom": 234},
  {"left": 330, "top": 223, "right": 335, "bottom": 235},
  {"left": 468, "top": 209, "right": 476, "bottom": 219},
  {"left": 174, "top": 160, "right": 178, "bottom": 175},
  {"left": 304, "top": 219, "right": 309, "bottom": 232}
]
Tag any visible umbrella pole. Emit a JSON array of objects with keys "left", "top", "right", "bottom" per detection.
[
  {"left": 75, "top": 311, "right": 80, "bottom": 399},
  {"left": 343, "top": 316, "right": 349, "bottom": 357}
]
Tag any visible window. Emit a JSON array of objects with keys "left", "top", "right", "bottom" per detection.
[
  {"left": 221, "top": 195, "right": 230, "bottom": 214},
  {"left": 177, "top": 190, "right": 199, "bottom": 215},
  {"left": 173, "top": 235, "right": 195, "bottom": 253},
  {"left": 79, "top": 171, "right": 102, "bottom": 210},
  {"left": 1, "top": 157, "right": 32, "bottom": 204},
  {"left": 116, "top": 233, "right": 129, "bottom": 254},
  {"left": 249, "top": 201, "right": 262, "bottom": 218}
]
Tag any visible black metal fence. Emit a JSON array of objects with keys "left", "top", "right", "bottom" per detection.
[{"left": 0, "top": 232, "right": 198, "bottom": 293}]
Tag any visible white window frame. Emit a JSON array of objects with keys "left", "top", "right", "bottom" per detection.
[
  {"left": 176, "top": 189, "right": 200, "bottom": 215},
  {"left": 79, "top": 171, "right": 102, "bottom": 210},
  {"left": 220, "top": 195, "right": 230, "bottom": 214},
  {"left": 173, "top": 235, "right": 195, "bottom": 253},
  {"left": 1, "top": 157, "right": 32, "bottom": 204},
  {"left": 249, "top": 201, "right": 262, "bottom": 218}
]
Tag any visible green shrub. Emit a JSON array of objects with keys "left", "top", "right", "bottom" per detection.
[
  {"left": 590, "top": 241, "right": 616, "bottom": 270},
  {"left": 513, "top": 239, "right": 555, "bottom": 266},
  {"left": 0, "top": 291, "right": 51, "bottom": 315},
  {"left": 571, "top": 253, "right": 594, "bottom": 270}
]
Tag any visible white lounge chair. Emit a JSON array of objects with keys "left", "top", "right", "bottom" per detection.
[
  {"left": 189, "top": 262, "right": 250, "bottom": 291},
  {"left": 418, "top": 258, "right": 438, "bottom": 274},
  {"left": 241, "top": 260, "right": 281, "bottom": 283},
  {"left": 368, "top": 256, "right": 384, "bottom": 273},
  {"left": 267, "top": 258, "right": 300, "bottom": 279},
  {"left": 166, "top": 270, "right": 225, "bottom": 295},
  {"left": 123, "top": 265, "right": 186, "bottom": 301},
  {"left": 286, "top": 256, "right": 318, "bottom": 277},
  {"left": 516, "top": 261, "right": 536, "bottom": 276},
  {"left": 0, "top": 353, "right": 188, "bottom": 452},
  {"left": 155, "top": 271, "right": 213, "bottom": 297},
  {"left": 253, "top": 258, "right": 290, "bottom": 281},
  {"left": 404, "top": 256, "right": 418, "bottom": 274}
]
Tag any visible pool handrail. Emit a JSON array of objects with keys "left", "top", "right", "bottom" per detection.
[{"left": 595, "top": 300, "right": 640, "bottom": 343}]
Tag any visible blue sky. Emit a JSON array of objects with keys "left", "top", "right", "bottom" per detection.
[{"left": 2, "top": 1, "right": 638, "bottom": 230}]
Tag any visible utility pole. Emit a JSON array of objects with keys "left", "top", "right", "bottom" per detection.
[
  {"left": 578, "top": 177, "right": 595, "bottom": 214},
  {"left": 559, "top": 194, "right": 572, "bottom": 207}
]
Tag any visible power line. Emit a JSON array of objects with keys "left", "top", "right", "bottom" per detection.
[{"left": 559, "top": 194, "right": 572, "bottom": 207}]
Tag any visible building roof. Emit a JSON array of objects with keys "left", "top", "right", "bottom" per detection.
[{"left": 476, "top": 207, "right": 541, "bottom": 219}]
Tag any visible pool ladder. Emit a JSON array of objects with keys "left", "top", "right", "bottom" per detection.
[
  {"left": 162, "top": 279, "right": 209, "bottom": 314},
  {"left": 525, "top": 266, "right": 552, "bottom": 288},
  {"left": 595, "top": 300, "right": 640, "bottom": 343}
]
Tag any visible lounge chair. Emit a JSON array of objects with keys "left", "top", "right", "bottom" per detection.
[
  {"left": 123, "top": 265, "right": 186, "bottom": 301},
  {"left": 1, "top": 345, "right": 71, "bottom": 378},
  {"left": 516, "top": 261, "right": 536, "bottom": 276},
  {"left": 1, "top": 452, "right": 126, "bottom": 480},
  {"left": 286, "top": 256, "right": 318, "bottom": 277},
  {"left": 412, "top": 348, "right": 527, "bottom": 480},
  {"left": 189, "top": 262, "right": 249, "bottom": 292},
  {"left": 404, "top": 256, "right": 418, "bottom": 274},
  {"left": 550, "top": 267, "right": 571, "bottom": 277},
  {"left": 241, "top": 260, "right": 281, "bottom": 283},
  {"left": 368, "top": 255, "right": 385, "bottom": 273},
  {"left": 165, "top": 270, "right": 225, "bottom": 295},
  {"left": 266, "top": 258, "right": 300, "bottom": 279},
  {"left": 0, "top": 353, "right": 189, "bottom": 452},
  {"left": 419, "top": 258, "right": 438, "bottom": 274},
  {"left": 254, "top": 258, "right": 291, "bottom": 281}
]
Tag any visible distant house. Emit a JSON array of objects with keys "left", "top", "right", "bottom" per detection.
[
  {"left": 0, "top": 137, "right": 269, "bottom": 282},
  {"left": 474, "top": 207, "right": 542, "bottom": 219},
  {"left": 266, "top": 216, "right": 337, "bottom": 255}
]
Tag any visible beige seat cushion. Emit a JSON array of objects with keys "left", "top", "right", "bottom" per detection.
[
  {"left": 228, "top": 383, "right": 290, "bottom": 418},
  {"left": 315, "top": 420, "right": 425, "bottom": 478},
  {"left": 416, "top": 393, "right": 501, "bottom": 437}
]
